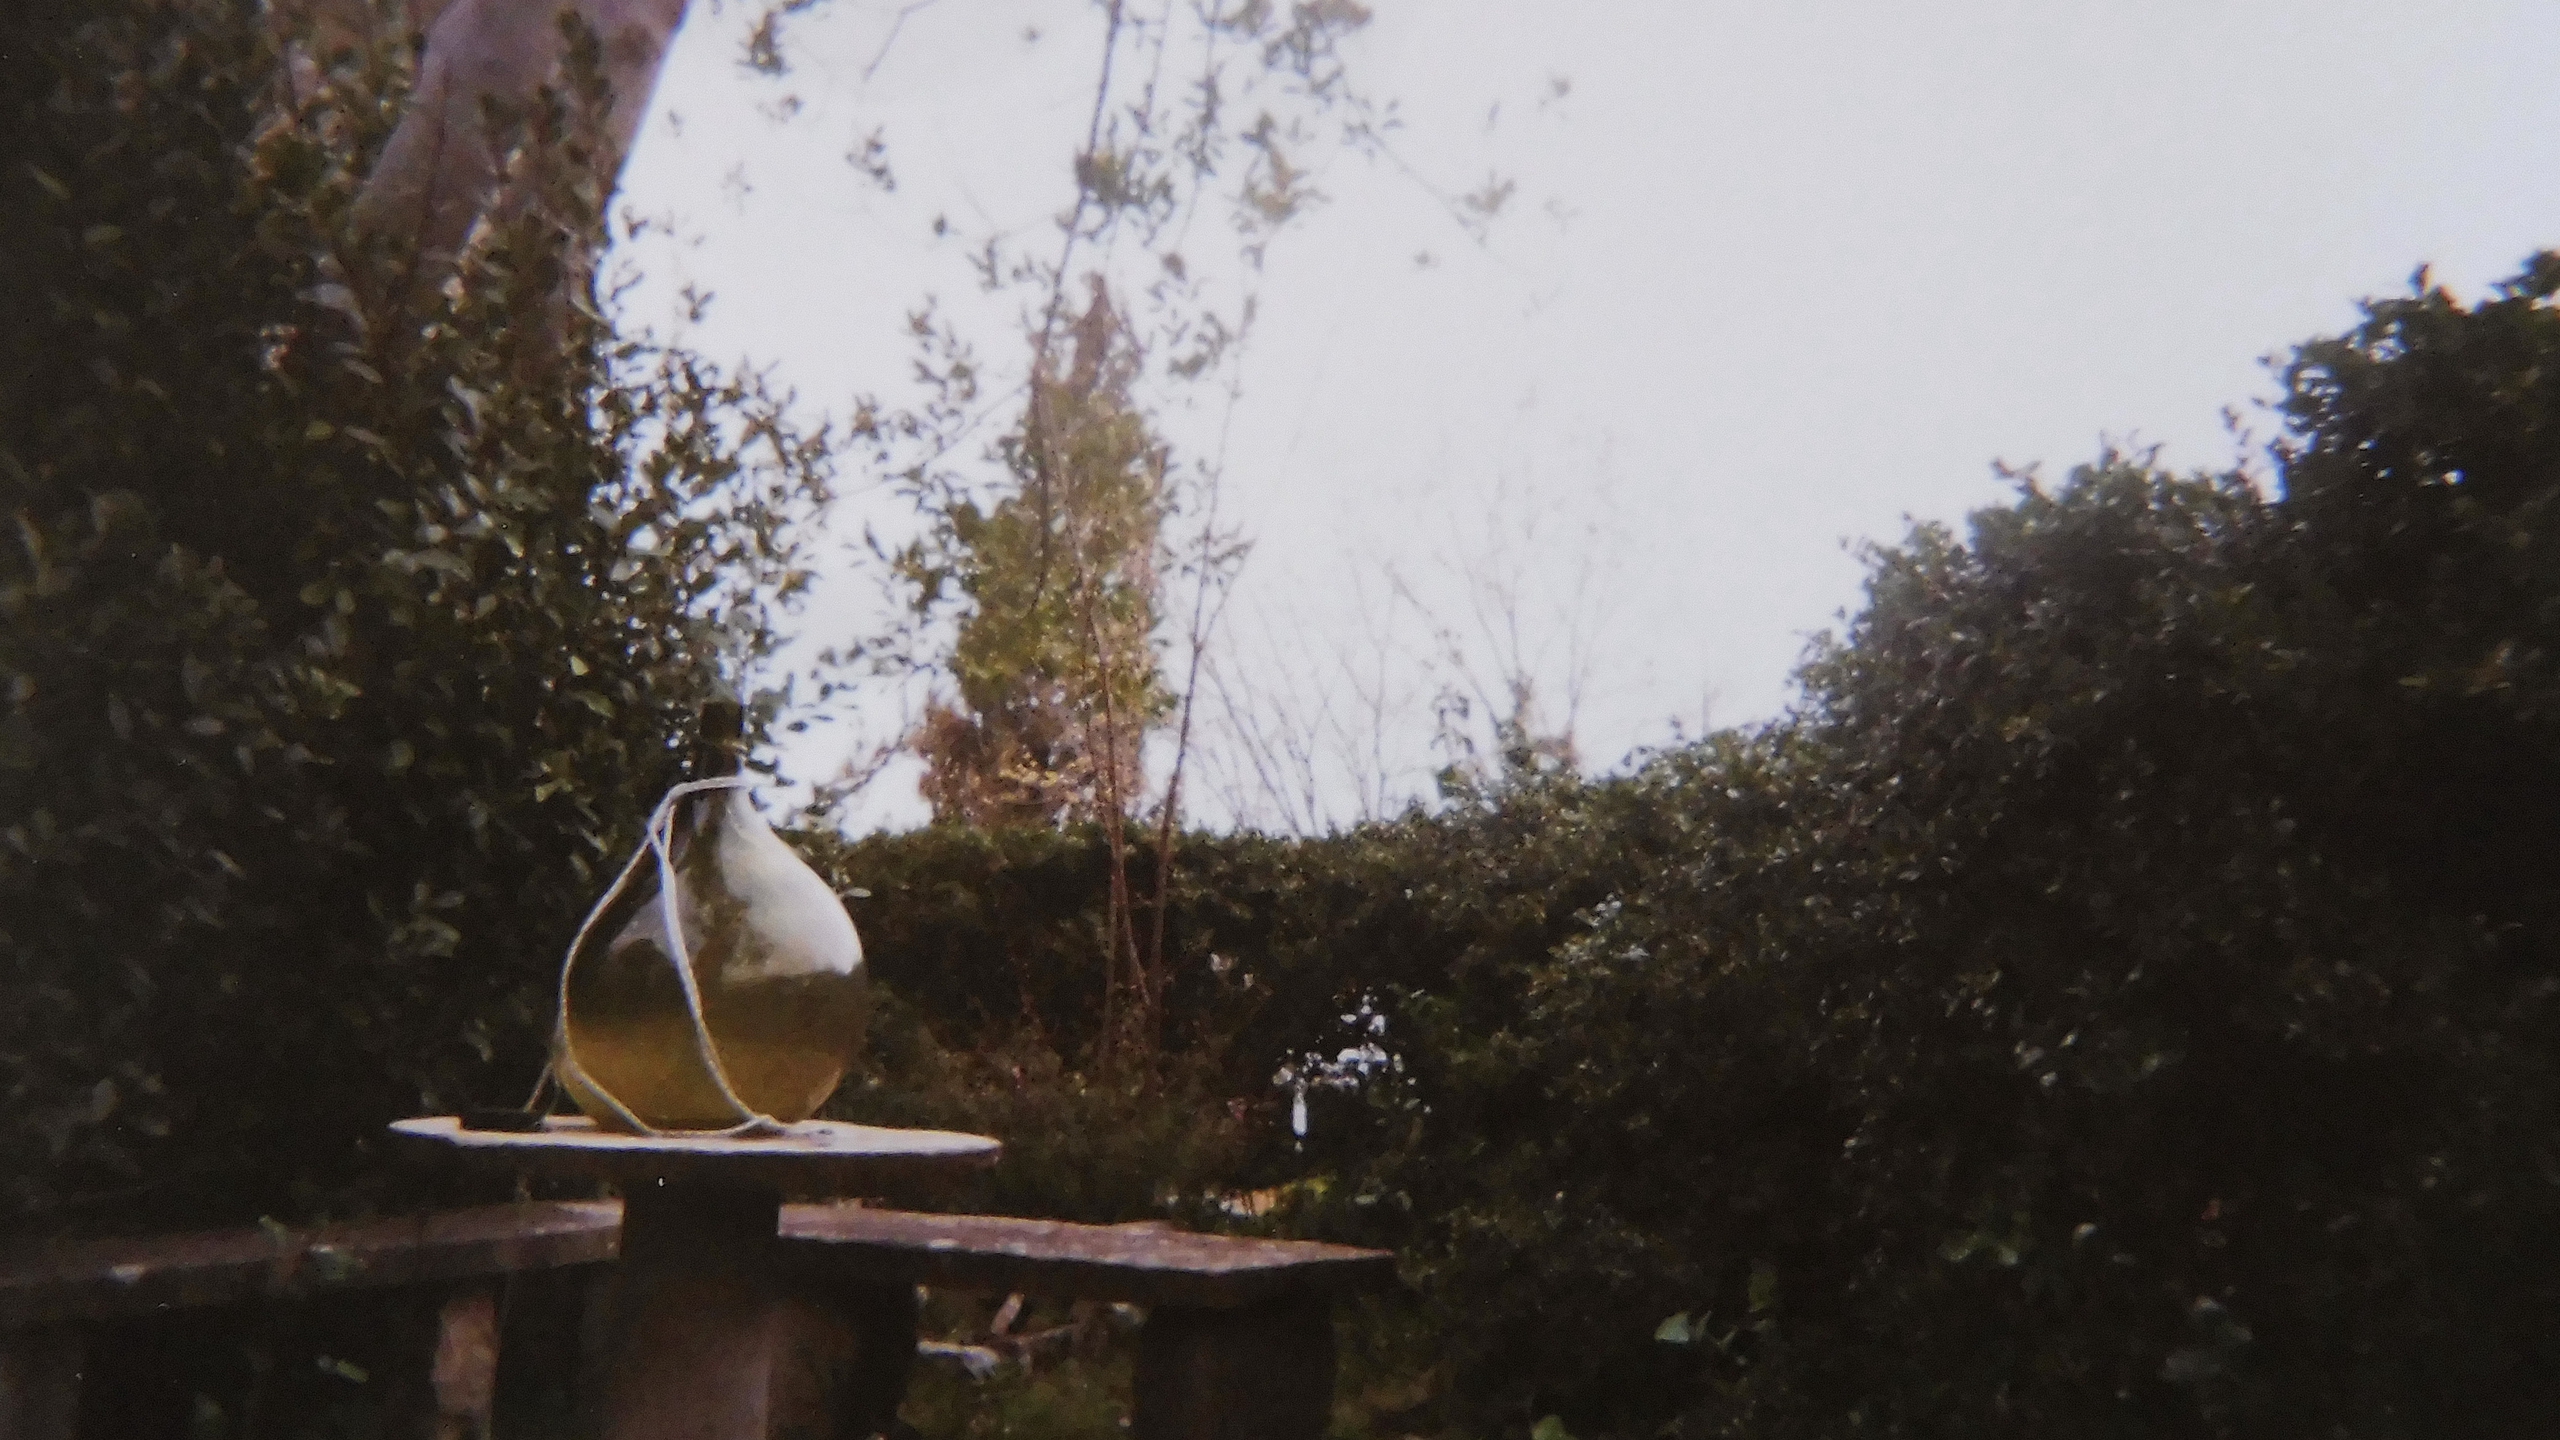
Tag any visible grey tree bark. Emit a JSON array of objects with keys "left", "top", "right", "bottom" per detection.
[{"left": 280, "top": 0, "right": 693, "bottom": 311}]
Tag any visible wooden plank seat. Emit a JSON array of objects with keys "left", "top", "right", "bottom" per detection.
[
  {"left": 0, "top": 1200, "right": 621, "bottom": 1440},
  {"left": 0, "top": 1199, "right": 1394, "bottom": 1440},
  {"left": 0, "top": 1202, "right": 621, "bottom": 1328},
  {"left": 780, "top": 1207, "right": 1397, "bottom": 1440},
  {"left": 780, "top": 1206, "right": 1393, "bottom": 1310}
]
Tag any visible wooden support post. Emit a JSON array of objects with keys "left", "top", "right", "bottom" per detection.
[
  {"left": 597, "top": 1184, "right": 786, "bottom": 1440},
  {"left": 423, "top": 1283, "right": 501, "bottom": 1440},
  {"left": 379, "top": 1280, "right": 503, "bottom": 1440},
  {"left": 0, "top": 1324, "right": 82, "bottom": 1440},
  {"left": 1132, "top": 1296, "right": 1334, "bottom": 1440}
]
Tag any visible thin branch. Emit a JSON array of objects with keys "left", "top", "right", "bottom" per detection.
[{"left": 862, "top": 0, "right": 942, "bottom": 83}]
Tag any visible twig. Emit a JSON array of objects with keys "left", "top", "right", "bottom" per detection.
[{"left": 862, "top": 0, "right": 942, "bottom": 83}]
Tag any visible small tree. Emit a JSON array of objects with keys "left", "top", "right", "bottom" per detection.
[
  {"left": 911, "top": 281, "right": 1171, "bottom": 830},
  {"left": 827, "top": 0, "right": 1422, "bottom": 1068}
]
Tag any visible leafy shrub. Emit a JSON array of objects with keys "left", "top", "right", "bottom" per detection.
[
  {"left": 799, "top": 794, "right": 1648, "bottom": 1215},
  {"left": 0, "top": 0, "right": 827, "bottom": 1231},
  {"left": 819, "top": 258, "right": 2560, "bottom": 1439},
  {"left": 1330, "top": 262, "right": 2560, "bottom": 1438}
]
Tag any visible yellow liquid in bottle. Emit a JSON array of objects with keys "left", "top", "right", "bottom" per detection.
[{"left": 559, "top": 787, "right": 868, "bottom": 1130}]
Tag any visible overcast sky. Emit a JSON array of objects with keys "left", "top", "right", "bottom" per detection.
[{"left": 615, "top": 0, "right": 2560, "bottom": 832}]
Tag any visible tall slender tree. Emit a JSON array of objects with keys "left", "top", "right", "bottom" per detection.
[{"left": 912, "top": 280, "right": 1170, "bottom": 829}]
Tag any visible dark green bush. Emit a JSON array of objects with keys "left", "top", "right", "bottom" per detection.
[
  {"left": 796, "top": 793, "right": 1647, "bottom": 1216},
  {"left": 834, "top": 261, "right": 2560, "bottom": 1439},
  {"left": 0, "top": 0, "right": 828, "bottom": 1232},
  {"left": 802, "top": 824, "right": 1413, "bottom": 1216},
  {"left": 1328, "top": 263, "right": 2560, "bottom": 1439}
]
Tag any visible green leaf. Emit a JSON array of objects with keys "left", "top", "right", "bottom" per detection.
[{"left": 1748, "top": 1261, "right": 1778, "bottom": 1314}]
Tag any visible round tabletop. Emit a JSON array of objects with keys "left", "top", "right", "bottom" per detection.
[{"left": 388, "top": 1115, "right": 1001, "bottom": 1194}]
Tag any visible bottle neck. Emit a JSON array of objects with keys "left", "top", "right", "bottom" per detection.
[
  {"left": 689, "top": 696, "right": 745, "bottom": 781},
  {"left": 671, "top": 698, "right": 746, "bottom": 869}
]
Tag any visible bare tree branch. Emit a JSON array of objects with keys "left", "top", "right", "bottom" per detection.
[{"left": 862, "top": 0, "right": 941, "bottom": 83}]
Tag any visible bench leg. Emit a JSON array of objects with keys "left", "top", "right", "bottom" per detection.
[
  {"left": 424, "top": 1283, "right": 501, "bottom": 1440},
  {"left": 0, "top": 1324, "right": 82, "bottom": 1440},
  {"left": 376, "top": 1281, "right": 503, "bottom": 1440},
  {"left": 1133, "top": 1297, "right": 1333, "bottom": 1440}
]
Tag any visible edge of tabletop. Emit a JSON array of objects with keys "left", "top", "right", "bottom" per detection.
[{"left": 383, "top": 1116, "right": 1002, "bottom": 1187}]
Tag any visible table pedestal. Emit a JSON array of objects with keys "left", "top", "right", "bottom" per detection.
[
  {"left": 599, "top": 1184, "right": 787, "bottom": 1440},
  {"left": 387, "top": 1117, "right": 998, "bottom": 1440}
]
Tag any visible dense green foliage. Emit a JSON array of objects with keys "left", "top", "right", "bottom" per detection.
[
  {"left": 1341, "top": 262, "right": 2560, "bottom": 1439},
  {"left": 0, "top": 0, "right": 827, "bottom": 1230},
  {"left": 816, "top": 263, "right": 2560, "bottom": 1439}
]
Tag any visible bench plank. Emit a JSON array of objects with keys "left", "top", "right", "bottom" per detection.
[
  {"left": 0, "top": 1201, "right": 619, "bottom": 1327},
  {"left": 778, "top": 1207, "right": 1395, "bottom": 1311},
  {"left": 0, "top": 1200, "right": 1393, "bottom": 1323}
]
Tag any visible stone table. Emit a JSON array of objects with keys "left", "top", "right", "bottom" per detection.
[{"left": 389, "top": 1115, "right": 998, "bottom": 1440}]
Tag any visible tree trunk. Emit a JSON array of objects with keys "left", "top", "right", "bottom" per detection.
[{"left": 335, "top": 0, "right": 692, "bottom": 308}]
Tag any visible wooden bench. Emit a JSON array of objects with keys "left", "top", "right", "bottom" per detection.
[
  {"left": 0, "top": 1201, "right": 621, "bottom": 1439},
  {"left": 0, "top": 1200, "right": 1392, "bottom": 1439},
  {"left": 780, "top": 1206, "right": 1396, "bottom": 1440}
]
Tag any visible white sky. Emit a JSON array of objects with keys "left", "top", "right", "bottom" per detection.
[{"left": 615, "top": 0, "right": 2560, "bottom": 832}]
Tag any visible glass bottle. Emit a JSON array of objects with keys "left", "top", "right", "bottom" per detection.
[{"left": 555, "top": 698, "right": 869, "bottom": 1131}]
